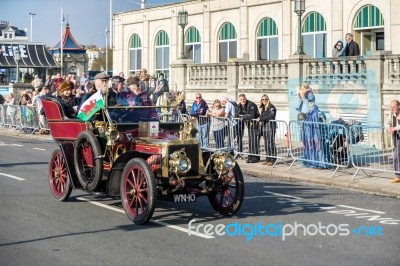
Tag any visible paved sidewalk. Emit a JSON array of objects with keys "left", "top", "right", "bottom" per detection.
[{"left": 1, "top": 127, "right": 399, "bottom": 199}]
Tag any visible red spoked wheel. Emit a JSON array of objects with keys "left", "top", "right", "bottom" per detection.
[
  {"left": 208, "top": 164, "right": 244, "bottom": 216},
  {"left": 120, "top": 158, "right": 156, "bottom": 225},
  {"left": 49, "top": 148, "right": 72, "bottom": 201}
]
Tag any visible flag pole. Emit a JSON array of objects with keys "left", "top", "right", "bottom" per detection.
[{"left": 60, "top": 7, "right": 64, "bottom": 76}]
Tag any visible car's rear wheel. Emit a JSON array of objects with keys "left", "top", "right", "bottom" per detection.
[
  {"left": 121, "top": 158, "right": 156, "bottom": 225},
  {"left": 208, "top": 164, "right": 244, "bottom": 216},
  {"left": 74, "top": 131, "right": 103, "bottom": 192},
  {"left": 49, "top": 148, "right": 72, "bottom": 201}
]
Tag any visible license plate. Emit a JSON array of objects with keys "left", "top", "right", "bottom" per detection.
[{"left": 173, "top": 193, "right": 197, "bottom": 203}]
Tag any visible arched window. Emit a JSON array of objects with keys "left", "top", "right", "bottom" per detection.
[
  {"left": 218, "top": 22, "right": 237, "bottom": 62},
  {"left": 257, "top": 17, "right": 279, "bottom": 60},
  {"left": 129, "top": 34, "right": 142, "bottom": 76},
  {"left": 302, "top": 12, "right": 326, "bottom": 58},
  {"left": 185, "top": 27, "right": 201, "bottom": 64},
  {"left": 155, "top": 30, "right": 170, "bottom": 78},
  {"left": 354, "top": 5, "right": 384, "bottom": 54}
]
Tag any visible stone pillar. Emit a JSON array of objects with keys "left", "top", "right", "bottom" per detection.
[
  {"left": 286, "top": 54, "right": 309, "bottom": 121},
  {"left": 170, "top": 59, "right": 193, "bottom": 93},
  {"left": 363, "top": 51, "right": 392, "bottom": 149},
  {"left": 226, "top": 61, "right": 239, "bottom": 101}
]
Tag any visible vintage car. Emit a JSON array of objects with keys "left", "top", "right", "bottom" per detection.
[{"left": 42, "top": 96, "right": 244, "bottom": 224}]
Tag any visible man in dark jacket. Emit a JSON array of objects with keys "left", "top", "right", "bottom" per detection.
[
  {"left": 345, "top": 33, "right": 360, "bottom": 56},
  {"left": 344, "top": 33, "right": 360, "bottom": 73},
  {"left": 238, "top": 94, "right": 260, "bottom": 163}
]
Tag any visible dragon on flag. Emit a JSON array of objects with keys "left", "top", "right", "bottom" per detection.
[{"left": 77, "top": 90, "right": 105, "bottom": 121}]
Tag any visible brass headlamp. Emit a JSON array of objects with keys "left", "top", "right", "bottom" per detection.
[
  {"left": 213, "top": 152, "right": 236, "bottom": 174},
  {"left": 169, "top": 148, "right": 191, "bottom": 174}
]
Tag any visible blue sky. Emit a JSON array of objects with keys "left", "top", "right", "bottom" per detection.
[{"left": 0, "top": 0, "right": 181, "bottom": 48}]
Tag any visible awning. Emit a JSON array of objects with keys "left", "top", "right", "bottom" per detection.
[{"left": 0, "top": 43, "right": 60, "bottom": 68}]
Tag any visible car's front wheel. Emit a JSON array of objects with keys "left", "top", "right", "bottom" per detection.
[
  {"left": 208, "top": 164, "right": 244, "bottom": 216},
  {"left": 120, "top": 158, "right": 156, "bottom": 225}
]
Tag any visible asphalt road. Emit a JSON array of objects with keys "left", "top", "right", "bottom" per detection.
[{"left": 0, "top": 136, "right": 399, "bottom": 266}]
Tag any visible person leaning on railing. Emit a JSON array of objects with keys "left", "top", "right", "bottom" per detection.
[
  {"left": 190, "top": 93, "right": 210, "bottom": 148},
  {"left": 257, "top": 94, "right": 277, "bottom": 166},
  {"left": 384, "top": 99, "right": 400, "bottom": 184},
  {"left": 238, "top": 93, "right": 260, "bottom": 163}
]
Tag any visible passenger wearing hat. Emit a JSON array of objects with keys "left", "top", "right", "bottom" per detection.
[
  {"left": 123, "top": 77, "right": 157, "bottom": 122},
  {"left": 57, "top": 81, "right": 78, "bottom": 118}
]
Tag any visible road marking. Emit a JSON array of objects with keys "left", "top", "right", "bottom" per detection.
[
  {"left": 337, "top": 205, "right": 385, "bottom": 214},
  {"left": 263, "top": 190, "right": 303, "bottom": 199},
  {"left": 0, "top": 172, "right": 26, "bottom": 181},
  {"left": 244, "top": 195, "right": 277, "bottom": 199},
  {"left": 33, "top": 148, "right": 46, "bottom": 151},
  {"left": 262, "top": 190, "right": 395, "bottom": 223},
  {"left": 0, "top": 143, "right": 24, "bottom": 147},
  {"left": 77, "top": 197, "right": 214, "bottom": 239}
]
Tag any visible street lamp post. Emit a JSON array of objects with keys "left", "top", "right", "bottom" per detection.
[
  {"left": 28, "top": 12, "right": 37, "bottom": 42},
  {"left": 177, "top": 9, "right": 188, "bottom": 59},
  {"left": 105, "top": 27, "right": 109, "bottom": 73},
  {"left": 14, "top": 47, "right": 21, "bottom": 83},
  {"left": 294, "top": 0, "right": 306, "bottom": 55}
]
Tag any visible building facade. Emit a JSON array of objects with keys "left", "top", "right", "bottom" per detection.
[
  {"left": 113, "top": 0, "right": 393, "bottom": 76},
  {"left": 0, "top": 20, "right": 59, "bottom": 84},
  {"left": 113, "top": 0, "right": 399, "bottom": 126}
]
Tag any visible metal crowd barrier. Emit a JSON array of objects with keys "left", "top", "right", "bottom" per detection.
[
  {"left": 0, "top": 103, "right": 49, "bottom": 135},
  {"left": 288, "top": 120, "right": 350, "bottom": 177},
  {"left": 1, "top": 104, "right": 21, "bottom": 130},
  {"left": 19, "top": 105, "right": 40, "bottom": 134},
  {"left": 349, "top": 124, "right": 398, "bottom": 180},
  {"left": 194, "top": 115, "right": 233, "bottom": 151},
  {"left": 230, "top": 118, "right": 290, "bottom": 165},
  {"left": 0, "top": 104, "right": 6, "bottom": 127}
]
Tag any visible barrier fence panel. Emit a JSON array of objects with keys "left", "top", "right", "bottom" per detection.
[
  {"left": 20, "top": 105, "right": 40, "bottom": 134},
  {"left": 288, "top": 120, "right": 350, "bottom": 177},
  {"left": 158, "top": 108, "right": 189, "bottom": 123},
  {"left": 0, "top": 104, "right": 6, "bottom": 127},
  {"left": 349, "top": 125, "right": 398, "bottom": 180},
  {"left": 230, "top": 118, "right": 290, "bottom": 165},
  {"left": 2, "top": 104, "right": 22, "bottom": 130},
  {"left": 195, "top": 115, "right": 233, "bottom": 151}
]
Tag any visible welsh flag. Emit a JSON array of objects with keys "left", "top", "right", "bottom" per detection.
[{"left": 77, "top": 90, "right": 104, "bottom": 121}]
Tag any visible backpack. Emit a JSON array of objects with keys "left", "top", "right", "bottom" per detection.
[{"left": 229, "top": 100, "right": 240, "bottom": 118}]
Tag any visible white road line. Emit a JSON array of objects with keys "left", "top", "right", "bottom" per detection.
[
  {"left": 262, "top": 189, "right": 387, "bottom": 215},
  {"left": 0, "top": 172, "right": 26, "bottom": 181},
  {"left": 244, "top": 195, "right": 277, "bottom": 199},
  {"left": 263, "top": 190, "right": 303, "bottom": 199},
  {"left": 33, "top": 148, "right": 46, "bottom": 151},
  {"left": 0, "top": 144, "right": 24, "bottom": 147},
  {"left": 337, "top": 205, "right": 386, "bottom": 214},
  {"left": 77, "top": 197, "right": 214, "bottom": 239}
]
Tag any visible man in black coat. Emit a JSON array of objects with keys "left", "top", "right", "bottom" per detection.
[
  {"left": 237, "top": 94, "right": 260, "bottom": 163},
  {"left": 344, "top": 33, "right": 360, "bottom": 56}
]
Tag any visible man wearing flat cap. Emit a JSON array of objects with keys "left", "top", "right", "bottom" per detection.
[{"left": 93, "top": 72, "right": 110, "bottom": 93}]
